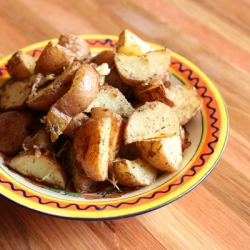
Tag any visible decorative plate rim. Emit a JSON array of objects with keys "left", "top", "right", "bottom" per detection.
[{"left": 0, "top": 35, "right": 229, "bottom": 220}]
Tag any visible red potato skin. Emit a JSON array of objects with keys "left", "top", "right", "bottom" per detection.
[
  {"left": 0, "top": 111, "right": 34, "bottom": 157},
  {"left": 54, "top": 64, "right": 100, "bottom": 117}
]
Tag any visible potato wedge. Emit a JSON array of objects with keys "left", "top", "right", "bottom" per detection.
[
  {"left": 116, "top": 29, "right": 155, "bottom": 56},
  {"left": 60, "top": 141, "right": 97, "bottom": 193},
  {"left": 112, "top": 158, "right": 158, "bottom": 187},
  {"left": 5, "top": 150, "right": 67, "bottom": 189},
  {"left": 168, "top": 84, "right": 203, "bottom": 125},
  {"left": 91, "top": 107, "right": 125, "bottom": 167},
  {"left": 124, "top": 101, "right": 180, "bottom": 144},
  {"left": 133, "top": 80, "right": 174, "bottom": 107},
  {"left": 53, "top": 63, "right": 100, "bottom": 117},
  {"left": 0, "top": 110, "right": 34, "bottom": 157},
  {"left": 27, "top": 61, "right": 81, "bottom": 112},
  {"left": 58, "top": 34, "right": 91, "bottom": 61},
  {"left": 136, "top": 136, "right": 183, "bottom": 172},
  {"left": 6, "top": 50, "right": 36, "bottom": 81},
  {"left": 46, "top": 64, "right": 100, "bottom": 141},
  {"left": 34, "top": 41, "right": 75, "bottom": 76},
  {"left": 0, "top": 79, "right": 32, "bottom": 111},
  {"left": 114, "top": 48, "right": 171, "bottom": 87},
  {"left": 73, "top": 117, "right": 112, "bottom": 182},
  {"left": 46, "top": 106, "right": 72, "bottom": 142},
  {"left": 85, "top": 84, "right": 134, "bottom": 117}
]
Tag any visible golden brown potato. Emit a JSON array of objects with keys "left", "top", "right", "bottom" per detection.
[
  {"left": 85, "top": 84, "right": 134, "bottom": 118},
  {"left": 6, "top": 50, "right": 36, "bottom": 81},
  {"left": 133, "top": 80, "right": 174, "bottom": 107},
  {"left": 46, "top": 64, "right": 100, "bottom": 141},
  {"left": 73, "top": 117, "right": 112, "bottom": 182},
  {"left": 60, "top": 141, "right": 97, "bottom": 193},
  {"left": 116, "top": 29, "right": 155, "bottom": 56},
  {"left": 63, "top": 112, "right": 89, "bottom": 138},
  {"left": 34, "top": 41, "right": 75, "bottom": 76},
  {"left": 53, "top": 63, "right": 100, "bottom": 117},
  {"left": 58, "top": 34, "right": 91, "bottom": 61},
  {"left": 22, "top": 126, "right": 53, "bottom": 152},
  {"left": 124, "top": 101, "right": 180, "bottom": 144},
  {"left": 112, "top": 158, "right": 158, "bottom": 187},
  {"left": 5, "top": 150, "right": 67, "bottom": 189},
  {"left": 91, "top": 107, "right": 125, "bottom": 167},
  {"left": 0, "top": 79, "right": 32, "bottom": 111},
  {"left": 168, "top": 84, "right": 203, "bottom": 125},
  {"left": 27, "top": 61, "right": 81, "bottom": 112},
  {"left": 114, "top": 49, "right": 171, "bottom": 87},
  {"left": 0, "top": 110, "right": 34, "bottom": 157},
  {"left": 46, "top": 106, "right": 71, "bottom": 142},
  {"left": 136, "top": 136, "right": 183, "bottom": 172}
]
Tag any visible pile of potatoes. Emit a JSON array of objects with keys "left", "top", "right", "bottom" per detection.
[{"left": 0, "top": 30, "right": 202, "bottom": 192}]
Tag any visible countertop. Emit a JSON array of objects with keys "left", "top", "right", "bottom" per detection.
[{"left": 0, "top": 0, "right": 249, "bottom": 249}]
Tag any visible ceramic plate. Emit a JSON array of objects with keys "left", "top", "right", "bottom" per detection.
[{"left": 0, "top": 35, "right": 229, "bottom": 220}]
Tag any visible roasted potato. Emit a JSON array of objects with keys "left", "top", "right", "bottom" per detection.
[
  {"left": 5, "top": 150, "right": 67, "bottom": 189},
  {"left": 136, "top": 136, "right": 183, "bottom": 172},
  {"left": 91, "top": 107, "right": 125, "bottom": 168},
  {"left": 115, "top": 29, "right": 155, "bottom": 56},
  {"left": 168, "top": 84, "right": 203, "bottom": 125},
  {"left": 34, "top": 41, "right": 75, "bottom": 76},
  {"left": 27, "top": 61, "right": 81, "bottom": 112},
  {"left": 46, "top": 63, "right": 100, "bottom": 141},
  {"left": 73, "top": 117, "right": 112, "bottom": 182},
  {"left": 60, "top": 141, "right": 97, "bottom": 193},
  {"left": 85, "top": 84, "right": 134, "bottom": 118},
  {"left": 0, "top": 110, "right": 34, "bottom": 157},
  {"left": 114, "top": 49, "right": 171, "bottom": 87},
  {"left": 6, "top": 50, "right": 36, "bottom": 81},
  {"left": 133, "top": 80, "right": 174, "bottom": 107},
  {"left": 58, "top": 34, "right": 91, "bottom": 61},
  {"left": 0, "top": 79, "right": 32, "bottom": 111},
  {"left": 124, "top": 101, "right": 180, "bottom": 144},
  {"left": 112, "top": 158, "right": 158, "bottom": 187}
]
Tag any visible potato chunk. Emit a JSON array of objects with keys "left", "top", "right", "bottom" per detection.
[
  {"left": 124, "top": 101, "right": 180, "bottom": 144},
  {"left": 116, "top": 29, "right": 155, "bottom": 56},
  {"left": 168, "top": 84, "right": 203, "bottom": 125},
  {"left": 136, "top": 136, "right": 183, "bottom": 172},
  {"left": 112, "top": 158, "right": 158, "bottom": 187},
  {"left": 46, "top": 64, "right": 100, "bottom": 141},
  {"left": 27, "top": 61, "right": 81, "bottom": 112},
  {"left": 0, "top": 79, "right": 32, "bottom": 111},
  {"left": 85, "top": 85, "right": 134, "bottom": 118},
  {"left": 35, "top": 41, "right": 75, "bottom": 76},
  {"left": 6, "top": 51, "right": 36, "bottom": 81},
  {"left": 5, "top": 150, "right": 67, "bottom": 189},
  {"left": 114, "top": 49, "right": 171, "bottom": 87},
  {"left": 73, "top": 117, "right": 112, "bottom": 182},
  {"left": 0, "top": 110, "right": 34, "bottom": 157},
  {"left": 58, "top": 34, "right": 91, "bottom": 61}
]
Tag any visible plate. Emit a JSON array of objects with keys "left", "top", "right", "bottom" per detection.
[{"left": 0, "top": 35, "right": 229, "bottom": 220}]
